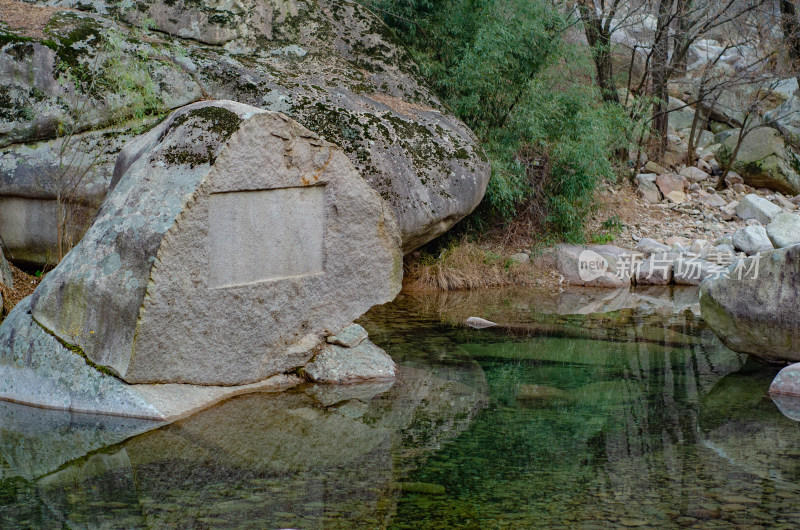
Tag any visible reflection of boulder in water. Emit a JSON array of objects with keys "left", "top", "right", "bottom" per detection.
[
  {"left": 699, "top": 361, "right": 800, "bottom": 484},
  {"left": 389, "top": 286, "right": 716, "bottom": 352},
  {"left": 0, "top": 401, "right": 160, "bottom": 481},
  {"left": 21, "top": 363, "right": 487, "bottom": 528}
]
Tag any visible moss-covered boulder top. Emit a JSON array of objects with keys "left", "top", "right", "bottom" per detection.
[{"left": 0, "top": 0, "right": 489, "bottom": 255}]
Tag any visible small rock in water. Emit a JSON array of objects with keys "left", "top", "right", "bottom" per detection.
[{"left": 466, "top": 317, "right": 498, "bottom": 329}]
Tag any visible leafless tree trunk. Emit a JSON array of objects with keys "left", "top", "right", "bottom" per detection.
[
  {"left": 650, "top": 0, "right": 673, "bottom": 159},
  {"left": 779, "top": 0, "right": 800, "bottom": 84},
  {"left": 577, "top": 0, "right": 621, "bottom": 104}
]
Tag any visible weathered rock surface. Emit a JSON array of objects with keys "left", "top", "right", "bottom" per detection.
[
  {"left": 673, "top": 258, "right": 726, "bottom": 286},
  {"left": 556, "top": 244, "right": 629, "bottom": 288},
  {"left": 327, "top": 323, "right": 369, "bottom": 348},
  {"left": 735, "top": 193, "right": 783, "bottom": 225},
  {"left": 635, "top": 174, "right": 662, "bottom": 204},
  {"left": 700, "top": 245, "right": 800, "bottom": 363},
  {"left": 656, "top": 173, "right": 688, "bottom": 197},
  {"left": 636, "top": 238, "right": 670, "bottom": 256},
  {"left": 721, "top": 128, "right": 800, "bottom": 195},
  {"left": 766, "top": 212, "right": 800, "bottom": 248},
  {"left": 732, "top": 226, "right": 773, "bottom": 255},
  {"left": 680, "top": 166, "right": 709, "bottom": 183},
  {"left": 0, "top": 298, "right": 302, "bottom": 419},
  {"left": 26, "top": 101, "right": 402, "bottom": 385},
  {"left": 304, "top": 341, "right": 397, "bottom": 384},
  {"left": 635, "top": 254, "right": 675, "bottom": 285},
  {"left": 0, "top": 0, "right": 490, "bottom": 261}
]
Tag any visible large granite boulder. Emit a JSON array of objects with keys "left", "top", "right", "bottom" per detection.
[
  {"left": 735, "top": 193, "right": 783, "bottom": 225},
  {"left": 19, "top": 100, "right": 403, "bottom": 385},
  {"left": 700, "top": 245, "right": 800, "bottom": 363},
  {"left": 0, "top": 0, "right": 489, "bottom": 264},
  {"left": 720, "top": 128, "right": 800, "bottom": 195},
  {"left": 767, "top": 212, "right": 800, "bottom": 248},
  {"left": 0, "top": 298, "right": 303, "bottom": 419}
]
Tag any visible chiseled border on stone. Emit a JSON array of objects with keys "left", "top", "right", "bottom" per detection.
[{"left": 0, "top": 297, "right": 302, "bottom": 421}]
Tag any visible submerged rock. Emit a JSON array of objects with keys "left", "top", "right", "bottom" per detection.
[
  {"left": 700, "top": 245, "right": 800, "bottom": 363},
  {"left": 769, "top": 363, "right": 800, "bottom": 398}
]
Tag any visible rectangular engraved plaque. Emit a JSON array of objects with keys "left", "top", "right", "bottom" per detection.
[{"left": 208, "top": 187, "right": 325, "bottom": 288}]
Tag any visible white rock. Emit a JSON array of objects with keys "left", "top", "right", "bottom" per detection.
[
  {"left": 735, "top": 193, "right": 784, "bottom": 225},
  {"left": 680, "top": 166, "right": 709, "bottom": 183},
  {"left": 466, "top": 317, "right": 498, "bottom": 329},
  {"left": 732, "top": 226, "right": 774, "bottom": 255},
  {"left": 635, "top": 238, "right": 670, "bottom": 256},
  {"left": 767, "top": 212, "right": 800, "bottom": 248}
]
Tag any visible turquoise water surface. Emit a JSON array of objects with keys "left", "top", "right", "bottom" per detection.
[{"left": 1, "top": 287, "right": 798, "bottom": 528}]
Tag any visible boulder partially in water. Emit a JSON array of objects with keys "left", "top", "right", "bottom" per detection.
[
  {"left": 25, "top": 100, "right": 402, "bottom": 385},
  {"left": 700, "top": 245, "right": 800, "bottom": 363},
  {"left": 0, "top": 0, "right": 489, "bottom": 263},
  {"left": 0, "top": 100, "right": 403, "bottom": 418}
]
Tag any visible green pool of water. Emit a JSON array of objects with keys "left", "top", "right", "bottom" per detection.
[{"left": 1, "top": 287, "right": 799, "bottom": 528}]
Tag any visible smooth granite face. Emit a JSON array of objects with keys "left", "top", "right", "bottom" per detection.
[
  {"left": 208, "top": 186, "right": 325, "bottom": 287},
  {"left": 700, "top": 245, "right": 800, "bottom": 363},
  {"left": 28, "top": 101, "right": 403, "bottom": 384},
  {"left": 0, "top": 297, "right": 302, "bottom": 421}
]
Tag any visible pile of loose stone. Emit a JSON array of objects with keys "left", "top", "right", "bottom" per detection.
[{"left": 558, "top": 191, "right": 800, "bottom": 288}]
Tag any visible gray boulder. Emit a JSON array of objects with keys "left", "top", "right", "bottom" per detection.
[
  {"left": 635, "top": 174, "right": 661, "bottom": 204},
  {"left": 766, "top": 212, "right": 800, "bottom": 248},
  {"left": 0, "top": 298, "right": 302, "bottom": 420},
  {"left": 679, "top": 166, "right": 709, "bottom": 183},
  {"left": 0, "top": 0, "right": 489, "bottom": 262},
  {"left": 327, "top": 323, "right": 369, "bottom": 349},
  {"left": 634, "top": 254, "right": 675, "bottom": 285},
  {"left": 304, "top": 341, "right": 397, "bottom": 384},
  {"left": 735, "top": 194, "right": 783, "bottom": 225},
  {"left": 673, "top": 258, "right": 726, "bottom": 286},
  {"left": 556, "top": 244, "right": 631, "bottom": 288},
  {"left": 700, "top": 245, "right": 800, "bottom": 363},
  {"left": 721, "top": 128, "right": 800, "bottom": 195},
  {"left": 635, "top": 238, "right": 670, "bottom": 256},
  {"left": 770, "top": 363, "right": 800, "bottom": 397},
  {"left": 732, "top": 226, "right": 774, "bottom": 255},
  {"left": 25, "top": 101, "right": 402, "bottom": 385}
]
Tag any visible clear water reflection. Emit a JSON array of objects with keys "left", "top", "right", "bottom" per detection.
[{"left": 2, "top": 286, "right": 800, "bottom": 528}]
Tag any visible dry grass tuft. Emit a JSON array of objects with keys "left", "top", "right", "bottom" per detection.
[
  {"left": 405, "top": 241, "right": 535, "bottom": 292},
  {"left": 0, "top": 0, "right": 65, "bottom": 39},
  {"left": 1, "top": 263, "right": 42, "bottom": 317}
]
